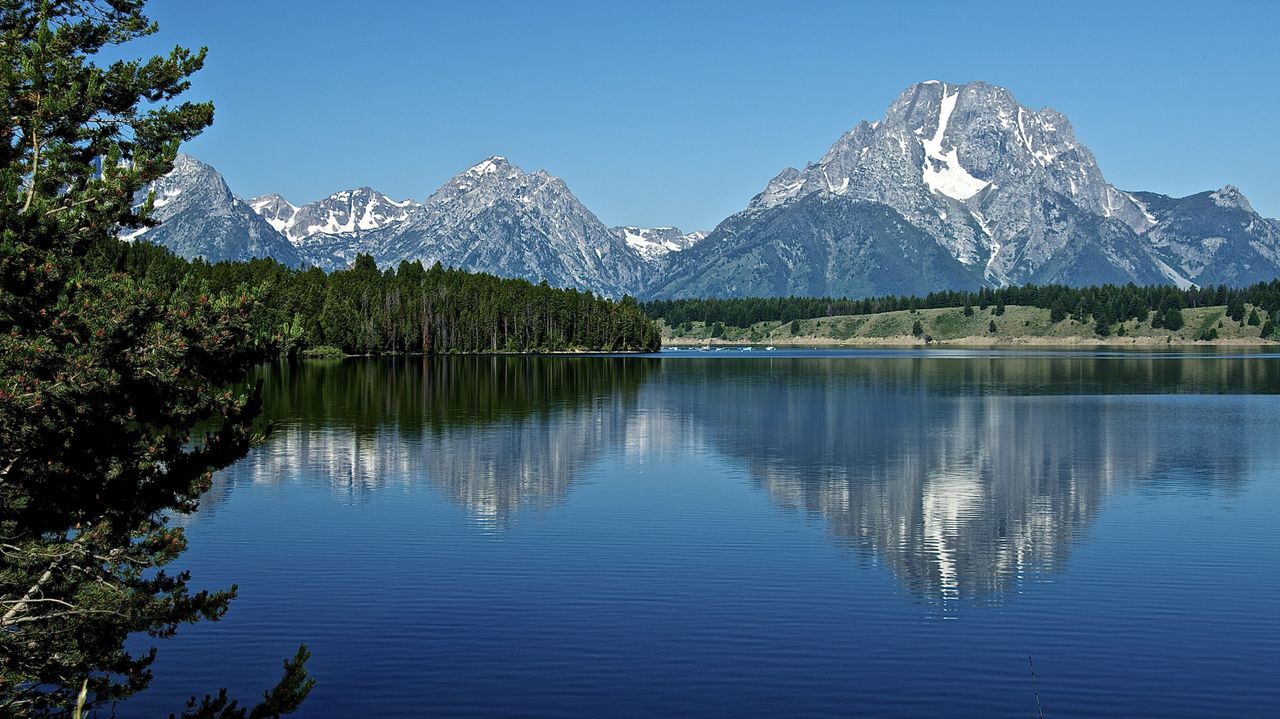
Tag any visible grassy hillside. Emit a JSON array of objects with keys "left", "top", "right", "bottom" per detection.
[{"left": 662, "top": 304, "right": 1278, "bottom": 346}]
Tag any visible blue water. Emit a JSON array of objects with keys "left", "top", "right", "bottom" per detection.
[{"left": 123, "top": 351, "right": 1280, "bottom": 717}]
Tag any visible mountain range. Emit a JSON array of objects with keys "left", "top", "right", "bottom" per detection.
[{"left": 127, "top": 80, "right": 1280, "bottom": 298}]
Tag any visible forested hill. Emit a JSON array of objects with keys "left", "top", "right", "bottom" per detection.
[
  {"left": 94, "top": 241, "right": 661, "bottom": 354},
  {"left": 643, "top": 283, "right": 1280, "bottom": 337}
]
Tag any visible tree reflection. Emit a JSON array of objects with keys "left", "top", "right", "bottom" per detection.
[{"left": 222, "top": 357, "right": 653, "bottom": 527}]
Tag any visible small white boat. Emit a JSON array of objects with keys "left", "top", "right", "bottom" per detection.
[
  {"left": 741, "top": 346, "right": 754, "bottom": 351},
  {"left": 765, "top": 346, "right": 776, "bottom": 351},
  {"left": 699, "top": 345, "right": 710, "bottom": 352}
]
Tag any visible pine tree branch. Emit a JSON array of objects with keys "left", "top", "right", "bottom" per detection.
[{"left": 1, "top": 565, "right": 57, "bottom": 626}]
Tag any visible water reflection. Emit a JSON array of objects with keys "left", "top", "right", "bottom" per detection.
[
  {"left": 226, "top": 353, "right": 1275, "bottom": 601},
  {"left": 664, "top": 360, "right": 1256, "bottom": 603},
  {"left": 227, "top": 358, "right": 653, "bottom": 527}
]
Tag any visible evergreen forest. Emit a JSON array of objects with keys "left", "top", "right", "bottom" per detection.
[{"left": 95, "top": 240, "right": 662, "bottom": 355}]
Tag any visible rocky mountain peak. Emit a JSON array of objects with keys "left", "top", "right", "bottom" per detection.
[
  {"left": 1211, "top": 185, "right": 1253, "bottom": 212},
  {"left": 372, "top": 156, "right": 651, "bottom": 296},
  {"left": 465, "top": 155, "right": 509, "bottom": 174},
  {"left": 425, "top": 156, "right": 575, "bottom": 217},
  {"left": 248, "top": 193, "right": 299, "bottom": 234},
  {"left": 656, "top": 79, "right": 1280, "bottom": 298},
  {"left": 739, "top": 80, "right": 1156, "bottom": 282},
  {"left": 130, "top": 154, "right": 304, "bottom": 266}
]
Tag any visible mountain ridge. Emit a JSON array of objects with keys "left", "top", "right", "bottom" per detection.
[{"left": 128, "top": 81, "right": 1280, "bottom": 298}]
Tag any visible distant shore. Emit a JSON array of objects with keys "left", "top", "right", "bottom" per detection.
[{"left": 660, "top": 304, "right": 1278, "bottom": 348}]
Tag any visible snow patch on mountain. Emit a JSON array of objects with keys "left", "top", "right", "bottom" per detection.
[
  {"left": 1125, "top": 191, "right": 1160, "bottom": 229},
  {"left": 251, "top": 187, "right": 417, "bottom": 245},
  {"left": 248, "top": 194, "right": 299, "bottom": 234},
  {"left": 613, "top": 226, "right": 706, "bottom": 262},
  {"left": 467, "top": 156, "right": 505, "bottom": 176},
  {"left": 918, "top": 85, "right": 990, "bottom": 200}
]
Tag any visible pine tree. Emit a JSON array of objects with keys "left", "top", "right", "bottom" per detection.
[
  {"left": 0, "top": 1, "right": 311, "bottom": 715},
  {"left": 1050, "top": 300, "right": 1067, "bottom": 323},
  {"left": 1162, "top": 303, "right": 1185, "bottom": 331},
  {"left": 1227, "top": 297, "right": 1246, "bottom": 322}
]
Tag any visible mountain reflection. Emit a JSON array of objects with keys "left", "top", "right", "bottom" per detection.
[
  {"left": 223, "top": 352, "right": 1273, "bottom": 601},
  {"left": 657, "top": 357, "right": 1264, "bottom": 603}
]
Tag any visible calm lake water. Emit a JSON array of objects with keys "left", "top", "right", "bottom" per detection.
[{"left": 125, "top": 350, "right": 1280, "bottom": 717}]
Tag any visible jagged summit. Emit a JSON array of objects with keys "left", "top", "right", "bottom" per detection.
[
  {"left": 426, "top": 156, "right": 543, "bottom": 204},
  {"left": 1210, "top": 185, "right": 1253, "bottom": 212},
  {"left": 244, "top": 186, "right": 418, "bottom": 270}
]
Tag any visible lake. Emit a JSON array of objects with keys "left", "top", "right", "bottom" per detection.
[{"left": 124, "top": 349, "right": 1280, "bottom": 717}]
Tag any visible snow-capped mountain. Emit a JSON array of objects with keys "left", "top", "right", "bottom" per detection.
[
  {"left": 745, "top": 81, "right": 1155, "bottom": 277},
  {"left": 650, "top": 80, "right": 1280, "bottom": 298},
  {"left": 612, "top": 226, "right": 707, "bottom": 263},
  {"left": 373, "top": 157, "right": 650, "bottom": 296},
  {"left": 128, "top": 154, "right": 304, "bottom": 267},
  {"left": 126, "top": 82, "right": 1280, "bottom": 300},
  {"left": 249, "top": 187, "right": 417, "bottom": 270}
]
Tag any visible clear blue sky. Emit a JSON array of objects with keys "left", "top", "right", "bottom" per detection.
[{"left": 130, "top": 0, "right": 1279, "bottom": 230}]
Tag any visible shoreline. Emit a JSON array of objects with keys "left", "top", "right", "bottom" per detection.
[{"left": 299, "top": 348, "right": 658, "bottom": 359}]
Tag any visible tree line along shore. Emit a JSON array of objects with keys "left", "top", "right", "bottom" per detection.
[{"left": 100, "top": 241, "right": 661, "bottom": 355}]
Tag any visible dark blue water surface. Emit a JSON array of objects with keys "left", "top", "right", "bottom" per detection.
[{"left": 124, "top": 350, "right": 1280, "bottom": 717}]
